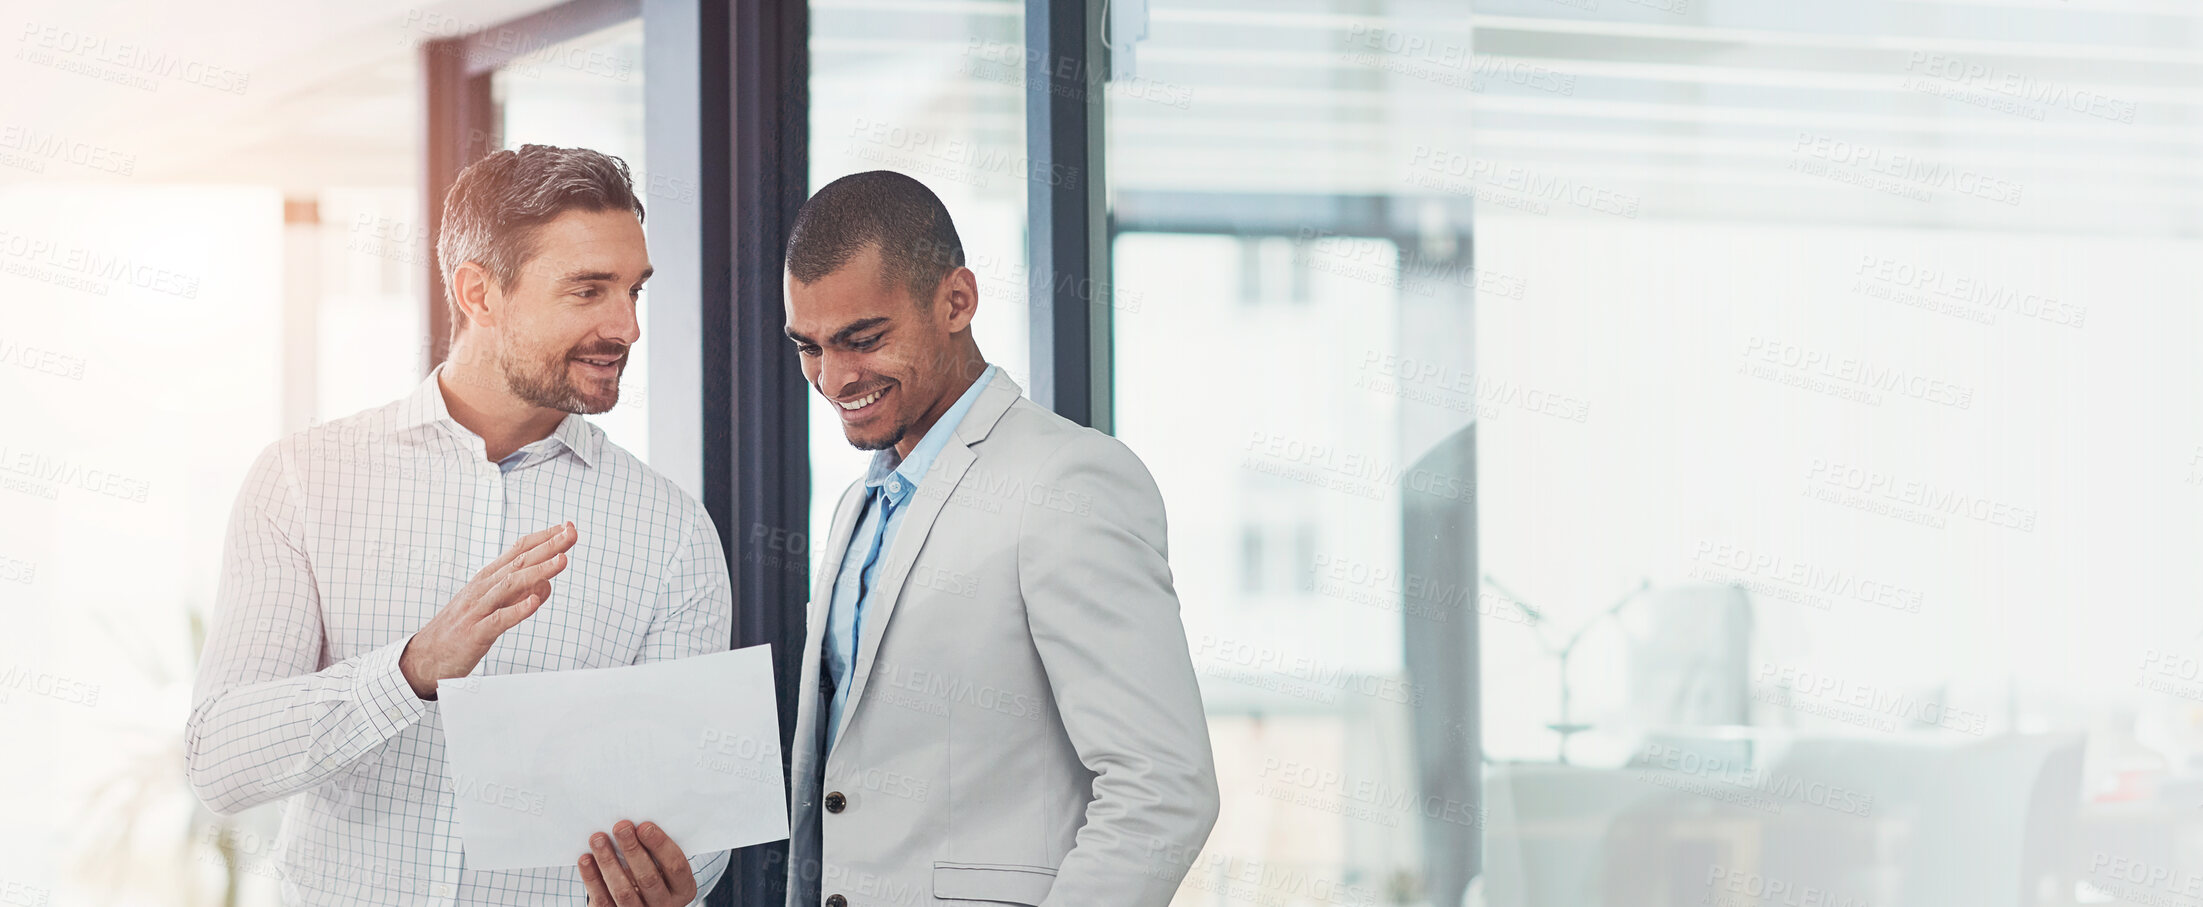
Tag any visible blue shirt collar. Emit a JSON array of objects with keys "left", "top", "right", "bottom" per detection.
[{"left": 863, "top": 365, "right": 997, "bottom": 508}]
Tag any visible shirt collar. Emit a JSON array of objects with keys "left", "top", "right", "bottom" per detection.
[
  {"left": 863, "top": 364, "right": 998, "bottom": 508},
  {"left": 398, "top": 365, "right": 602, "bottom": 469}
]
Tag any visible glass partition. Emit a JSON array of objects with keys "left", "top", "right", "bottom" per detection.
[{"left": 1106, "top": 1, "right": 1481, "bottom": 903}]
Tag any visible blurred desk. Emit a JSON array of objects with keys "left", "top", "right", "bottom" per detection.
[
  {"left": 2072, "top": 799, "right": 2198, "bottom": 906},
  {"left": 1483, "top": 735, "right": 2081, "bottom": 907}
]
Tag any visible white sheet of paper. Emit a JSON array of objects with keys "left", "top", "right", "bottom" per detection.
[{"left": 438, "top": 645, "right": 790, "bottom": 871}]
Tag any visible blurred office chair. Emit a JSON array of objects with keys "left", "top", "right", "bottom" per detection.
[
  {"left": 1754, "top": 734, "right": 2082, "bottom": 907},
  {"left": 1481, "top": 762, "right": 1681, "bottom": 907},
  {"left": 1617, "top": 584, "right": 1753, "bottom": 729}
]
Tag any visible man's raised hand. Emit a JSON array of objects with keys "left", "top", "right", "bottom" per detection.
[{"left": 398, "top": 522, "right": 577, "bottom": 699}]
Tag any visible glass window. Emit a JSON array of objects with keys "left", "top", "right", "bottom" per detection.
[
  {"left": 1468, "top": 2, "right": 2203, "bottom": 905},
  {"left": 805, "top": 0, "right": 1031, "bottom": 568},
  {"left": 1107, "top": 1, "right": 1479, "bottom": 902}
]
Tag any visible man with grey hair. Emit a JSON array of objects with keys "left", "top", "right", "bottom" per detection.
[{"left": 187, "top": 144, "right": 731, "bottom": 906}]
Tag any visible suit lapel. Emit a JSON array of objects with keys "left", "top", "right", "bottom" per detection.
[
  {"left": 812, "top": 482, "right": 868, "bottom": 613},
  {"left": 824, "top": 372, "right": 1027, "bottom": 755},
  {"left": 797, "top": 482, "right": 867, "bottom": 775},
  {"left": 828, "top": 441, "right": 976, "bottom": 754}
]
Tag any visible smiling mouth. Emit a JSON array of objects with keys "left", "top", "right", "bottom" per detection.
[
  {"left": 837, "top": 386, "right": 888, "bottom": 412},
  {"left": 571, "top": 355, "right": 623, "bottom": 370}
]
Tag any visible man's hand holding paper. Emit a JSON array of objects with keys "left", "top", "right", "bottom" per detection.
[{"left": 437, "top": 645, "right": 790, "bottom": 875}]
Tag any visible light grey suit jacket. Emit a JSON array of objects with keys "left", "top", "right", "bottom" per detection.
[{"left": 782, "top": 372, "right": 1218, "bottom": 907}]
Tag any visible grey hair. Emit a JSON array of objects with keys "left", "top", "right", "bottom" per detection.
[{"left": 435, "top": 144, "right": 645, "bottom": 337}]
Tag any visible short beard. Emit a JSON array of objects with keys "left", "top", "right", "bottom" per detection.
[
  {"left": 499, "top": 337, "right": 621, "bottom": 414},
  {"left": 847, "top": 426, "right": 905, "bottom": 452}
]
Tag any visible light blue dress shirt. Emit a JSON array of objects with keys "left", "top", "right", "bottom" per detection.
[{"left": 823, "top": 365, "right": 998, "bottom": 747}]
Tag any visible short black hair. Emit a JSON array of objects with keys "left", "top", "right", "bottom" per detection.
[
  {"left": 437, "top": 144, "right": 644, "bottom": 337},
  {"left": 785, "top": 170, "right": 963, "bottom": 304}
]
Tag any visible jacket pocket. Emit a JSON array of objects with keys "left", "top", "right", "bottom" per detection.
[{"left": 931, "top": 861, "right": 1057, "bottom": 905}]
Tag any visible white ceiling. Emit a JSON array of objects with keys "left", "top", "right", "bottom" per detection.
[{"left": 0, "top": 0, "right": 565, "bottom": 192}]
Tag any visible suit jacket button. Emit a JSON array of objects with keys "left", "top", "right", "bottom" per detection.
[
  {"left": 826, "top": 896, "right": 847, "bottom": 907},
  {"left": 824, "top": 791, "right": 846, "bottom": 813}
]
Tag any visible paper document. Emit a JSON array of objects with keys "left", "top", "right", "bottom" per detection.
[{"left": 438, "top": 645, "right": 790, "bottom": 871}]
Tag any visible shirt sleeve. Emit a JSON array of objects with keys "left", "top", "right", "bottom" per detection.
[
  {"left": 184, "top": 442, "right": 432, "bottom": 816},
  {"left": 638, "top": 500, "right": 737, "bottom": 903}
]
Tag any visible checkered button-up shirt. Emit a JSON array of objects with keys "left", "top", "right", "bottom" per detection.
[{"left": 185, "top": 369, "right": 733, "bottom": 906}]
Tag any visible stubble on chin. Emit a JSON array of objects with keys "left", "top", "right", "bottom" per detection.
[
  {"left": 844, "top": 420, "right": 906, "bottom": 452},
  {"left": 500, "top": 345, "right": 619, "bottom": 415}
]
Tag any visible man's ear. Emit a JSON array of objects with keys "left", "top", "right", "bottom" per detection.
[
  {"left": 451, "top": 261, "right": 500, "bottom": 331},
  {"left": 937, "top": 266, "right": 979, "bottom": 333}
]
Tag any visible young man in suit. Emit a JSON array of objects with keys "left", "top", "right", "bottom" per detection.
[{"left": 775, "top": 170, "right": 1219, "bottom": 906}]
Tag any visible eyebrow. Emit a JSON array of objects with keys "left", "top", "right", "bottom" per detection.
[
  {"left": 785, "top": 316, "right": 890, "bottom": 346},
  {"left": 559, "top": 267, "right": 654, "bottom": 284}
]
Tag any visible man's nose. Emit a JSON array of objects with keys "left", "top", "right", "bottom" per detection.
[
  {"left": 818, "top": 350, "right": 862, "bottom": 397},
  {"left": 606, "top": 296, "right": 642, "bottom": 345}
]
